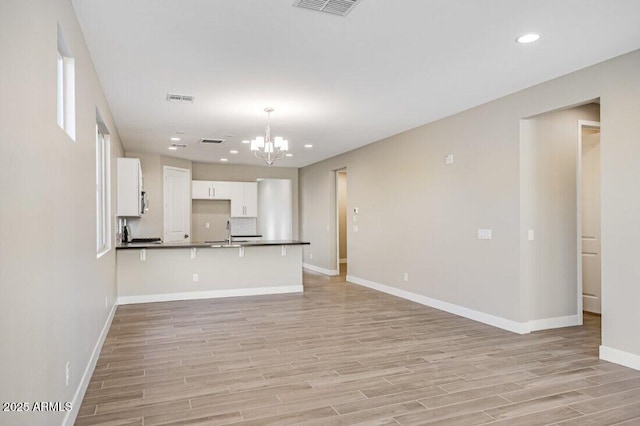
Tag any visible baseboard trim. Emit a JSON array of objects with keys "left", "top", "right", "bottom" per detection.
[
  {"left": 117, "top": 285, "right": 303, "bottom": 305},
  {"left": 528, "top": 314, "right": 582, "bottom": 332},
  {"left": 63, "top": 302, "right": 117, "bottom": 426},
  {"left": 600, "top": 345, "right": 640, "bottom": 371},
  {"left": 339, "top": 258, "right": 347, "bottom": 264},
  {"left": 303, "top": 263, "right": 339, "bottom": 276},
  {"left": 346, "top": 275, "right": 531, "bottom": 334}
]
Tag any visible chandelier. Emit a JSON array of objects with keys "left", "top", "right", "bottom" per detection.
[{"left": 249, "top": 108, "right": 289, "bottom": 166}]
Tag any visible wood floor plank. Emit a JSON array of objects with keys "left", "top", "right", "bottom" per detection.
[
  {"left": 483, "top": 391, "right": 590, "bottom": 421},
  {"left": 76, "top": 269, "right": 639, "bottom": 425}
]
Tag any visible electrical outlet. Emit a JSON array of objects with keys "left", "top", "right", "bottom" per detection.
[
  {"left": 193, "top": 273, "right": 199, "bottom": 282},
  {"left": 478, "top": 229, "right": 492, "bottom": 240},
  {"left": 310, "top": 253, "right": 313, "bottom": 259},
  {"left": 205, "top": 222, "right": 210, "bottom": 228},
  {"left": 403, "top": 272, "right": 409, "bottom": 282},
  {"left": 445, "top": 154, "right": 454, "bottom": 165},
  {"left": 65, "top": 362, "right": 70, "bottom": 386},
  {"left": 528, "top": 229, "right": 535, "bottom": 241}
]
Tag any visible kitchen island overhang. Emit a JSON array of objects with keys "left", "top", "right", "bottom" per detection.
[{"left": 116, "top": 241, "right": 309, "bottom": 305}]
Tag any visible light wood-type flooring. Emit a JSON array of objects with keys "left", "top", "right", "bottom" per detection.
[{"left": 77, "top": 268, "right": 640, "bottom": 425}]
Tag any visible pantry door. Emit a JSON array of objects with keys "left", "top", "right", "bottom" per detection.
[{"left": 163, "top": 166, "right": 191, "bottom": 242}]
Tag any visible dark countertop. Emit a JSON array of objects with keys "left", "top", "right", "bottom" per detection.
[{"left": 116, "top": 240, "right": 310, "bottom": 250}]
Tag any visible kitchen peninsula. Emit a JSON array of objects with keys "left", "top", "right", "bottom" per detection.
[{"left": 116, "top": 240, "right": 309, "bottom": 304}]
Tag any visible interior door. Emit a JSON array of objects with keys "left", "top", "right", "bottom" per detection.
[
  {"left": 581, "top": 127, "right": 601, "bottom": 314},
  {"left": 164, "top": 166, "right": 191, "bottom": 242}
]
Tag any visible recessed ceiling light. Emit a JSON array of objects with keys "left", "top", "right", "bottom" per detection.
[
  {"left": 241, "top": 140, "right": 250, "bottom": 144},
  {"left": 220, "top": 158, "right": 228, "bottom": 162},
  {"left": 170, "top": 137, "right": 181, "bottom": 141},
  {"left": 304, "top": 144, "right": 313, "bottom": 148},
  {"left": 168, "top": 146, "right": 178, "bottom": 150},
  {"left": 230, "top": 150, "right": 238, "bottom": 154},
  {"left": 516, "top": 33, "right": 540, "bottom": 44},
  {"left": 285, "top": 153, "right": 293, "bottom": 157}
]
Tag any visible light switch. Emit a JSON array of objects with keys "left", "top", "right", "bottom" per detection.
[
  {"left": 353, "top": 207, "right": 359, "bottom": 214},
  {"left": 353, "top": 215, "right": 357, "bottom": 223},
  {"left": 445, "top": 154, "right": 454, "bottom": 165},
  {"left": 528, "top": 229, "right": 535, "bottom": 241},
  {"left": 205, "top": 222, "right": 210, "bottom": 228},
  {"left": 478, "top": 229, "right": 492, "bottom": 240}
]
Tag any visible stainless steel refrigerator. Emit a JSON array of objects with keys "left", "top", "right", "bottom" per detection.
[{"left": 257, "top": 179, "right": 292, "bottom": 240}]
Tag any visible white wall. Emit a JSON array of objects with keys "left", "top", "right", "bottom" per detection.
[
  {"left": 299, "top": 50, "right": 640, "bottom": 366},
  {"left": 192, "top": 199, "right": 231, "bottom": 241},
  {"left": 0, "top": 0, "right": 124, "bottom": 424}
]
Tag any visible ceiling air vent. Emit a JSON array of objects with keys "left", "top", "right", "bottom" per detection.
[
  {"left": 293, "top": 0, "right": 362, "bottom": 16},
  {"left": 166, "top": 93, "right": 195, "bottom": 103},
  {"left": 199, "top": 138, "right": 225, "bottom": 144}
]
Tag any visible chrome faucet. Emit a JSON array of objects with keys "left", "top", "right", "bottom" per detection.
[{"left": 226, "top": 219, "right": 232, "bottom": 245}]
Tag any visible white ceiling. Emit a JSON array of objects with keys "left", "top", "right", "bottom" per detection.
[{"left": 72, "top": 0, "right": 640, "bottom": 168}]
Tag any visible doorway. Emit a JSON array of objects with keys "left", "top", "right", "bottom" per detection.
[
  {"left": 578, "top": 121, "right": 601, "bottom": 314},
  {"left": 336, "top": 170, "right": 348, "bottom": 276},
  {"left": 163, "top": 166, "right": 191, "bottom": 243}
]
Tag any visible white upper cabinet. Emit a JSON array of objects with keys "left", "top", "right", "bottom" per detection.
[
  {"left": 192, "top": 180, "right": 257, "bottom": 217},
  {"left": 192, "top": 180, "right": 211, "bottom": 199},
  {"left": 191, "top": 180, "right": 232, "bottom": 200},
  {"left": 230, "top": 182, "right": 258, "bottom": 217},
  {"left": 117, "top": 158, "right": 143, "bottom": 217}
]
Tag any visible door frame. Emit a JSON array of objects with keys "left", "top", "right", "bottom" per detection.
[
  {"left": 163, "top": 165, "right": 192, "bottom": 242},
  {"left": 576, "top": 120, "right": 601, "bottom": 321},
  {"left": 334, "top": 168, "right": 347, "bottom": 272}
]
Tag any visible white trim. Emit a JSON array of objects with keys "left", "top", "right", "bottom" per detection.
[
  {"left": 63, "top": 303, "right": 117, "bottom": 426},
  {"left": 347, "top": 275, "right": 530, "bottom": 334},
  {"left": 528, "top": 314, "right": 581, "bottom": 332},
  {"left": 600, "top": 345, "right": 640, "bottom": 371},
  {"left": 576, "top": 120, "right": 601, "bottom": 321},
  {"left": 117, "top": 285, "right": 303, "bottom": 305},
  {"left": 303, "top": 263, "right": 339, "bottom": 276},
  {"left": 340, "top": 258, "right": 347, "bottom": 264}
]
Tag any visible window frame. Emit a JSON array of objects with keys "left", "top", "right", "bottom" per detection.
[
  {"left": 57, "top": 24, "right": 75, "bottom": 141},
  {"left": 96, "top": 121, "right": 111, "bottom": 257}
]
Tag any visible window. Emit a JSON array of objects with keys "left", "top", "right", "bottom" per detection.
[
  {"left": 96, "top": 112, "right": 111, "bottom": 256},
  {"left": 57, "top": 24, "right": 75, "bottom": 140}
]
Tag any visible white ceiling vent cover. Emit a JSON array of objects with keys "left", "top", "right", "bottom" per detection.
[
  {"left": 293, "top": 0, "right": 362, "bottom": 16},
  {"left": 199, "top": 138, "right": 225, "bottom": 144}
]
